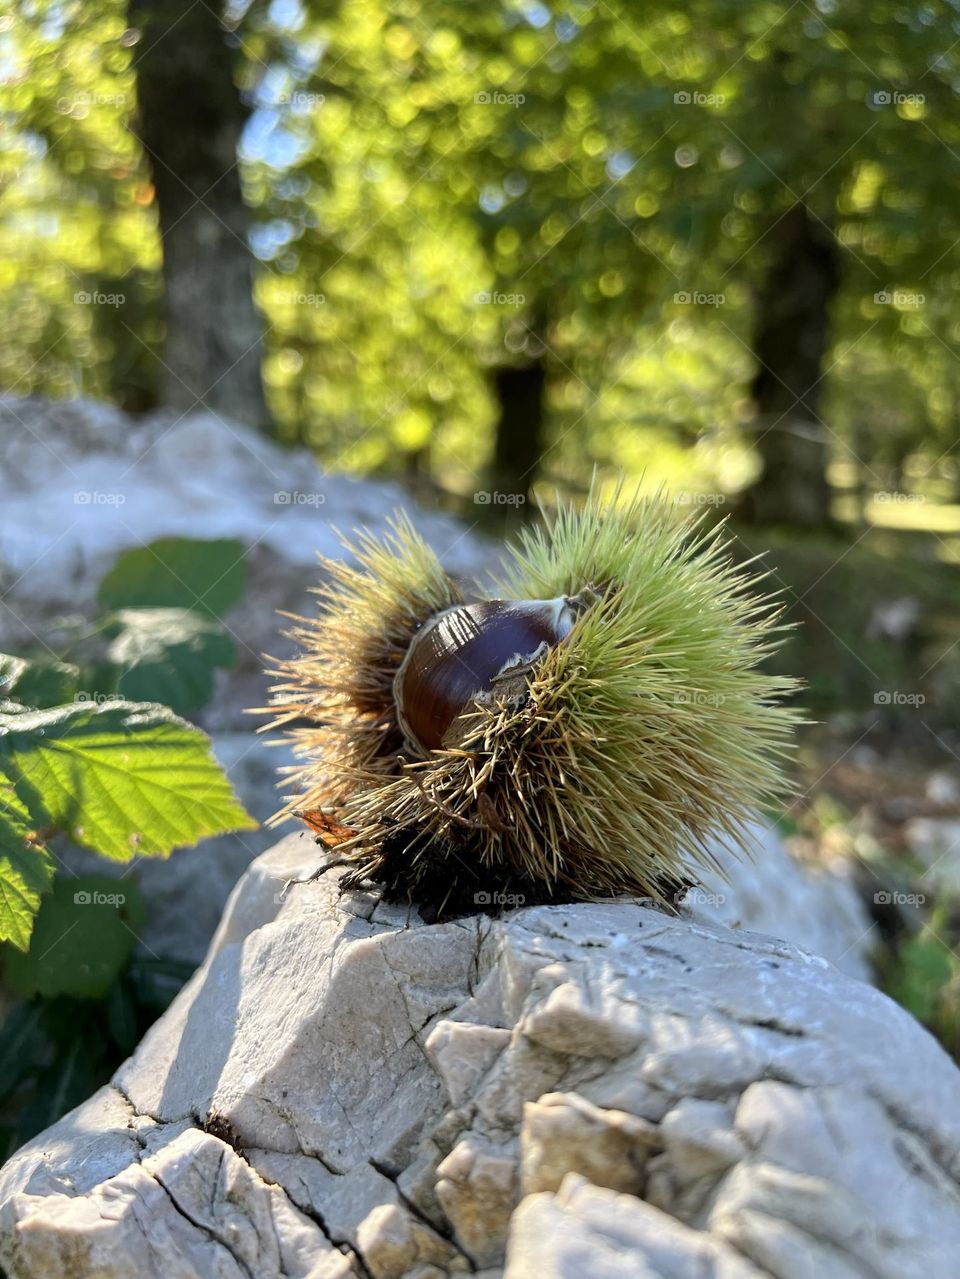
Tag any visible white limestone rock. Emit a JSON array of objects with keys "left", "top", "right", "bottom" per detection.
[
  {"left": 5, "top": 1123, "right": 352, "bottom": 1279},
  {"left": 903, "top": 816, "right": 960, "bottom": 895},
  {"left": 0, "top": 395, "right": 494, "bottom": 611},
  {"left": 0, "top": 395, "right": 499, "bottom": 734},
  {"left": 1, "top": 833, "right": 957, "bottom": 1278},
  {"left": 691, "top": 819, "right": 874, "bottom": 983},
  {"left": 505, "top": 1176, "right": 768, "bottom": 1278}
]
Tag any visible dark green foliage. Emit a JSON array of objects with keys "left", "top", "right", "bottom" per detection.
[
  {"left": 97, "top": 538, "right": 248, "bottom": 618},
  {"left": 0, "top": 657, "right": 81, "bottom": 710},
  {"left": 2, "top": 540, "right": 245, "bottom": 718},
  {"left": 0, "top": 536, "right": 258, "bottom": 1151},
  {"left": 0, "top": 952, "right": 192, "bottom": 1161},
  {"left": 5, "top": 876, "right": 146, "bottom": 1000}
]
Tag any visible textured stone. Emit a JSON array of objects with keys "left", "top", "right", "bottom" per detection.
[
  {"left": 690, "top": 818, "right": 873, "bottom": 983},
  {"left": 2, "top": 834, "right": 955, "bottom": 1278},
  {"left": 4, "top": 1126, "right": 352, "bottom": 1279},
  {"left": 505, "top": 1175, "right": 768, "bottom": 1278},
  {"left": 520, "top": 1091, "right": 658, "bottom": 1195}
]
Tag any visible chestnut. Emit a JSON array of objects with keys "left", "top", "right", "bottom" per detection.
[{"left": 393, "top": 597, "right": 577, "bottom": 754}]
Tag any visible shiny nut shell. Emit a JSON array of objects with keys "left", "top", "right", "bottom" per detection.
[{"left": 394, "top": 597, "right": 575, "bottom": 754}]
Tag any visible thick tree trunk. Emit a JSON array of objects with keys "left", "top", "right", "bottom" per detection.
[
  {"left": 130, "top": 0, "right": 269, "bottom": 428},
  {"left": 488, "top": 360, "right": 546, "bottom": 521},
  {"left": 740, "top": 203, "right": 839, "bottom": 528}
]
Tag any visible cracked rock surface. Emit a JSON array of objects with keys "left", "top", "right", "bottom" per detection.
[{"left": 1, "top": 833, "right": 957, "bottom": 1279}]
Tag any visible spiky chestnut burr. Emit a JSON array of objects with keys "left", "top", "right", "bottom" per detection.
[{"left": 261, "top": 488, "right": 800, "bottom": 916}]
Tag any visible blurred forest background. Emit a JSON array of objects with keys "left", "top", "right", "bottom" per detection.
[
  {"left": 7, "top": 0, "right": 960, "bottom": 731},
  {"left": 6, "top": 0, "right": 960, "bottom": 1150},
  {"left": 5, "top": 0, "right": 960, "bottom": 522}
]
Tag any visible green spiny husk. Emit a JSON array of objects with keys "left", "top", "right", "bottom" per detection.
[
  {"left": 263, "top": 513, "right": 462, "bottom": 823},
  {"left": 262, "top": 486, "right": 801, "bottom": 913}
]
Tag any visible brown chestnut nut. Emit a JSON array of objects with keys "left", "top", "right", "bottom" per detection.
[{"left": 394, "top": 596, "right": 577, "bottom": 754}]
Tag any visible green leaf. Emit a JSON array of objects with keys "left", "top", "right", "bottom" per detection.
[
  {"left": 106, "top": 608, "right": 236, "bottom": 716},
  {"left": 0, "top": 654, "right": 81, "bottom": 709},
  {"left": 0, "top": 700, "right": 257, "bottom": 864},
  {"left": 4, "top": 875, "right": 146, "bottom": 999},
  {"left": 0, "top": 802, "right": 55, "bottom": 952},
  {"left": 97, "top": 538, "right": 248, "bottom": 619}
]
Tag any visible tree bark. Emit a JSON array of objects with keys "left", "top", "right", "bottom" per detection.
[
  {"left": 739, "top": 203, "right": 839, "bottom": 528},
  {"left": 488, "top": 358, "right": 546, "bottom": 522},
  {"left": 130, "top": 0, "right": 269, "bottom": 428}
]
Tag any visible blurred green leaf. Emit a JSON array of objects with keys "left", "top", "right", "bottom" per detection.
[
  {"left": 4, "top": 875, "right": 146, "bottom": 999},
  {"left": 764, "top": 808, "right": 800, "bottom": 838},
  {"left": 107, "top": 607, "right": 236, "bottom": 716},
  {"left": 97, "top": 538, "right": 248, "bottom": 619},
  {"left": 886, "top": 930, "right": 957, "bottom": 1026},
  {"left": 0, "top": 654, "right": 81, "bottom": 709}
]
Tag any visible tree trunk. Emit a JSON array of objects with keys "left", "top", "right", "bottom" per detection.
[
  {"left": 739, "top": 203, "right": 839, "bottom": 528},
  {"left": 488, "top": 359, "right": 546, "bottom": 523},
  {"left": 850, "top": 420, "right": 870, "bottom": 530},
  {"left": 130, "top": 0, "right": 269, "bottom": 428}
]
